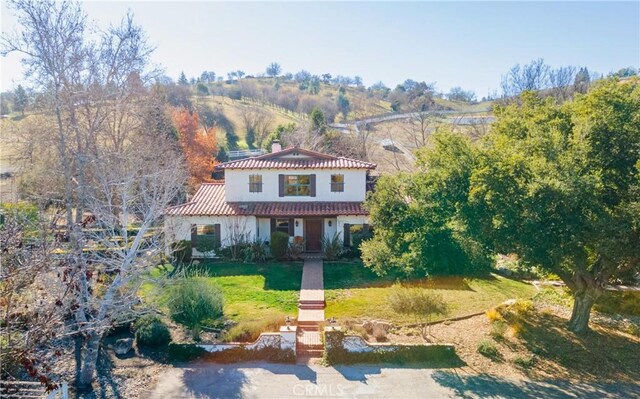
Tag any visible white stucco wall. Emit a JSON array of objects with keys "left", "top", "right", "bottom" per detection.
[
  {"left": 324, "top": 217, "right": 337, "bottom": 239},
  {"left": 224, "top": 169, "right": 367, "bottom": 202},
  {"left": 164, "top": 215, "right": 257, "bottom": 256},
  {"left": 257, "top": 218, "right": 271, "bottom": 242},
  {"left": 165, "top": 214, "right": 369, "bottom": 254},
  {"left": 294, "top": 218, "right": 304, "bottom": 237}
]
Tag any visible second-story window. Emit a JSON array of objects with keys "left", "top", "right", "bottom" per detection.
[
  {"left": 331, "top": 174, "right": 344, "bottom": 192},
  {"left": 249, "top": 174, "right": 262, "bottom": 193},
  {"left": 284, "top": 175, "right": 311, "bottom": 196}
]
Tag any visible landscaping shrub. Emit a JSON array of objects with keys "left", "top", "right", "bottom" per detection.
[
  {"left": 167, "top": 343, "right": 207, "bottom": 362},
  {"left": 477, "top": 339, "right": 499, "bottom": 358},
  {"left": 509, "top": 321, "right": 525, "bottom": 337},
  {"left": 494, "top": 254, "right": 552, "bottom": 280},
  {"left": 134, "top": 315, "right": 172, "bottom": 347},
  {"left": 321, "top": 233, "right": 345, "bottom": 261},
  {"left": 171, "top": 240, "right": 192, "bottom": 264},
  {"left": 194, "top": 235, "right": 219, "bottom": 254},
  {"left": 532, "top": 287, "right": 572, "bottom": 307},
  {"left": 218, "top": 234, "right": 251, "bottom": 261},
  {"left": 512, "top": 299, "right": 535, "bottom": 316},
  {"left": 270, "top": 232, "right": 289, "bottom": 260},
  {"left": 207, "top": 346, "right": 295, "bottom": 363},
  {"left": 167, "top": 343, "right": 295, "bottom": 363},
  {"left": 513, "top": 355, "right": 536, "bottom": 369},
  {"left": 388, "top": 286, "right": 448, "bottom": 339},
  {"left": 349, "top": 226, "right": 373, "bottom": 258},
  {"left": 372, "top": 325, "right": 388, "bottom": 342},
  {"left": 287, "top": 240, "right": 305, "bottom": 260},
  {"left": 224, "top": 313, "right": 282, "bottom": 342},
  {"left": 595, "top": 291, "right": 640, "bottom": 316},
  {"left": 323, "top": 330, "right": 458, "bottom": 366},
  {"left": 242, "top": 239, "right": 268, "bottom": 263},
  {"left": 486, "top": 308, "right": 502, "bottom": 323},
  {"left": 168, "top": 278, "right": 224, "bottom": 340},
  {"left": 490, "top": 320, "right": 507, "bottom": 339},
  {"left": 625, "top": 323, "right": 640, "bottom": 337}
]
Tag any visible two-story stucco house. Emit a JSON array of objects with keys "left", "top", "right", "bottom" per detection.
[{"left": 164, "top": 142, "right": 376, "bottom": 256}]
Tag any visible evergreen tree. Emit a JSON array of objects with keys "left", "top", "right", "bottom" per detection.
[
  {"left": 13, "top": 85, "right": 28, "bottom": 115},
  {"left": 245, "top": 127, "right": 256, "bottom": 149},
  {"left": 574, "top": 67, "right": 591, "bottom": 93},
  {"left": 178, "top": 71, "right": 189, "bottom": 85},
  {"left": 310, "top": 107, "right": 327, "bottom": 134},
  {"left": 337, "top": 94, "right": 350, "bottom": 119}
]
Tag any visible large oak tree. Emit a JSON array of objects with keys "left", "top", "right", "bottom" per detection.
[
  {"left": 363, "top": 78, "right": 639, "bottom": 333},
  {"left": 468, "top": 79, "right": 639, "bottom": 333}
]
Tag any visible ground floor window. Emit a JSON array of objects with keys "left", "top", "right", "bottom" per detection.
[
  {"left": 343, "top": 223, "right": 371, "bottom": 247},
  {"left": 276, "top": 219, "right": 290, "bottom": 234},
  {"left": 191, "top": 223, "right": 221, "bottom": 252}
]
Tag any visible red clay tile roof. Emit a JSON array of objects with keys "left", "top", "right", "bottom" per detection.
[
  {"left": 165, "top": 183, "right": 369, "bottom": 217},
  {"left": 215, "top": 147, "right": 376, "bottom": 170}
]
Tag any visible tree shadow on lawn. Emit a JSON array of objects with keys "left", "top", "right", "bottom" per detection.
[
  {"left": 431, "top": 370, "right": 640, "bottom": 399},
  {"left": 189, "top": 261, "right": 303, "bottom": 291},
  {"left": 323, "top": 261, "right": 484, "bottom": 292},
  {"left": 518, "top": 312, "right": 640, "bottom": 382}
]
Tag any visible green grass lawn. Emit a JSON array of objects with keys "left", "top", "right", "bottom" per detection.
[
  {"left": 141, "top": 261, "right": 303, "bottom": 324},
  {"left": 324, "top": 261, "right": 537, "bottom": 324}
]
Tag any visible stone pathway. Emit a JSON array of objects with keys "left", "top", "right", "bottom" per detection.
[
  {"left": 296, "top": 258, "right": 325, "bottom": 357},
  {"left": 297, "top": 258, "right": 325, "bottom": 323}
]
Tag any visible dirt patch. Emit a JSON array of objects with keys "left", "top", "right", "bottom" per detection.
[{"left": 379, "top": 304, "right": 640, "bottom": 383}]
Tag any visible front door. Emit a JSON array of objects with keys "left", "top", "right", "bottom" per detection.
[{"left": 305, "top": 219, "right": 322, "bottom": 252}]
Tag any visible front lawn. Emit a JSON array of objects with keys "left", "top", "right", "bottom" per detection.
[
  {"left": 141, "top": 261, "right": 303, "bottom": 325},
  {"left": 324, "top": 261, "right": 537, "bottom": 324}
]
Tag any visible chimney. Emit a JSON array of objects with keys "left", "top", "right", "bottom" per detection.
[{"left": 271, "top": 140, "right": 282, "bottom": 153}]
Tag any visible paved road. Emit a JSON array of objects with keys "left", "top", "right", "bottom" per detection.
[
  {"left": 329, "top": 111, "right": 495, "bottom": 133},
  {"left": 147, "top": 361, "right": 640, "bottom": 399}
]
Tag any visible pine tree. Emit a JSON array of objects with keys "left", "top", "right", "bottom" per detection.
[
  {"left": 178, "top": 71, "right": 189, "bottom": 85},
  {"left": 13, "top": 85, "right": 28, "bottom": 115}
]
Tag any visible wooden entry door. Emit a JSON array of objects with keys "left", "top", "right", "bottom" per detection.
[{"left": 305, "top": 219, "right": 323, "bottom": 252}]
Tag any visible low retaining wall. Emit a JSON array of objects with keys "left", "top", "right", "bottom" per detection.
[
  {"left": 197, "top": 325, "right": 297, "bottom": 355},
  {"left": 328, "top": 328, "right": 454, "bottom": 353},
  {"left": 324, "top": 326, "right": 457, "bottom": 365},
  {"left": 198, "top": 333, "right": 281, "bottom": 353}
]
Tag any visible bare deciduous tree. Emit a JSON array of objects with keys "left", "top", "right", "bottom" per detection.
[
  {"left": 240, "top": 106, "right": 273, "bottom": 149},
  {"left": 3, "top": 0, "right": 185, "bottom": 390},
  {"left": 402, "top": 105, "right": 445, "bottom": 149},
  {"left": 549, "top": 66, "right": 577, "bottom": 102},
  {"left": 501, "top": 58, "right": 551, "bottom": 97},
  {"left": 73, "top": 135, "right": 185, "bottom": 386},
  {"left": 0, "top": 206, "right": 66, "bottom": 387}
]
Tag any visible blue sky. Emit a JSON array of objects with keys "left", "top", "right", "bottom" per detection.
[{"left": 1, "top": 1, "right": 639, "bottom": 96}]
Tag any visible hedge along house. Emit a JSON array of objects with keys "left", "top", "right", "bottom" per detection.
[{"left": 164, "top": 143, "right": 376, "bottom": 257}]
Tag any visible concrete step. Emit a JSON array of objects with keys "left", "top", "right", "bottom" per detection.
[
  {"left": 299, "top": 300, "right": 325, "bottom": 304},
  {"left": 297, "top": 329, "right": 322, "bottom": 346},
  {"left": 298, "top": 303, "right": 325, "bottom": 310},
  {"left": 297, "top": 348, "right": 324, "bottom": 356},
  {"left": 297, "top": 308, "right": 325, "bottom": 323}
]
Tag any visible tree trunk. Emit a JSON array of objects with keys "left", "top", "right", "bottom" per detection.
[
  {"left": 568, "top": 291, "right": 596, "bottom": 333},
  {"left": 77, "top": 332, "right": 101, "bottom": 390}
]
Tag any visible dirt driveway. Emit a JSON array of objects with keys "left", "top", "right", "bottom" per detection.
[{"left": 145, "top": 361, "right": 640, "bottom": 399}]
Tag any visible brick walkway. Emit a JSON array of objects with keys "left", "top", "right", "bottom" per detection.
[{"left": 297, "top": 258, "right": 325, "bottom": 323}]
